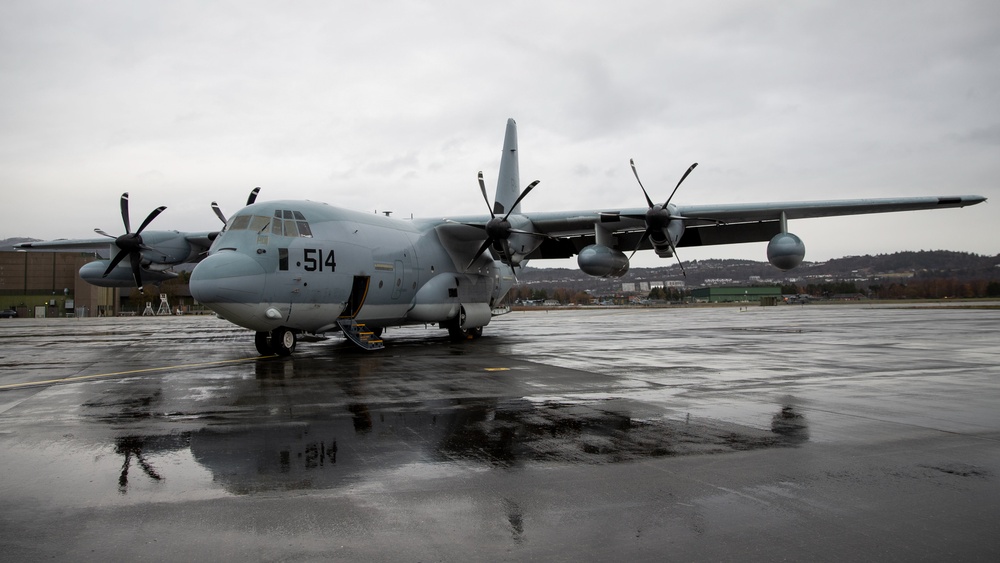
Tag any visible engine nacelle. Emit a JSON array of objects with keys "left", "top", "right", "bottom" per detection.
[
  {"left": 767, "top": 233, "right": 806, "bottom": 271},
  {"left": 79, "top": 261, "right": 178, "bottom": 288},
  {"left": 577, "top": 244, "right": 630, "bottom": 278}
]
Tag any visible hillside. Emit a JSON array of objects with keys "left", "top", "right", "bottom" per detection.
[
  {"left": 0, "top": 237, "right": 39, "bottom": 251},
  {"left": 516, "top": 250, "right": 1000, "bottom": 295}
]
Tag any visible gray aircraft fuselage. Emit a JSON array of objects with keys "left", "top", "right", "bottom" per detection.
[{"left": 190, "top": 200, "right": 516, "bottom": 337}]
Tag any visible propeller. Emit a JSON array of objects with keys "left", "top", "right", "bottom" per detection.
[
  {"left": 618, "top": 159, "right": 720, "bottom": 276},
  {"left": 452, "top": 171, "right": 544, "bottom": 270},
  {"left": 211, "top": 187, "right": 261, "bottom": 225},
  {"left": 94, "top": 193, "right": 166, "bottom": 291}
]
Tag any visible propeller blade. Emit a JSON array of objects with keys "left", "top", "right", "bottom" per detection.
[
  {"left": 120, "top": 193, "right": 131, "bottom": 233},
  {"left": 500, "top": 239, "right": 519, "bottom": 283},
  {"left": 129, "top": 251, "right": 143, "bottom": 291},
  {"left": 630, "top": 159, "right": 655, "bottom": 209},
  {"left": 211, "top": 202, "right": 227, "bottom": 224},
  {"left": 247, "top": 187, "right": 261, "bottom": 205},
  {"left": 628, "top": 229, "right": 652, "bottom": 261},
  {"left": 94, "top": 228, "right": 115, "bottom": 239},
  {"left": 501, "top": 180, "right": 540, "bottom": 222},
  {"left": 135, "top": 206, "right": 167, "bottom": 235},
  {"left": 103, "top": 248, "right": 130, "bottom": 278},
  {"left": 477, "top": 172, "right": 495, "bottom": 219},
  {"left": 663, "top": 162, "right": 698, "bottom": 207},
  {"left": 466, "top": 238, "right": 495, "bottom": 270},
  {"left": 665, "top": 236, "right": 687, "bottom": 277}
]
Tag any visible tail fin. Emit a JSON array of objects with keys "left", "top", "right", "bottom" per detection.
[{"left": 493, "top": 118, "right": 521, "bottom": 216}]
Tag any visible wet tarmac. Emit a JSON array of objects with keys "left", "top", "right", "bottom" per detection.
[{"left": 1, "top": 305, "right": 998, "bottom": 561}]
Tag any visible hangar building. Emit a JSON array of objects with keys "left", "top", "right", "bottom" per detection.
[
  {"left": 0, "top": 251, "right": 118, "bottom": 317},
  {"left": 691, "top": 286, "right": 782, "bottom": 304}
]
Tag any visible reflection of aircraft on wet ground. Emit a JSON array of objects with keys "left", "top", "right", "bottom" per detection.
[
  {"left": 79, "top": 353, "right": 809, "bottom": 495},
  {"left": 109, "top": 399, "right": 811, "bottom": 495},
  {"left": 20, "top": 119, "right": 985, "bottom": 355}
]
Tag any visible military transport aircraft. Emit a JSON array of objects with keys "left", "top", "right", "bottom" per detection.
[{"left": 20, "top": 119, "right": 986, "bottom": 355}]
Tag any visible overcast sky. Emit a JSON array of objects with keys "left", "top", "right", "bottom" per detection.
[{"left": 1, "top": 0, "right": 997, "bottom": 268}]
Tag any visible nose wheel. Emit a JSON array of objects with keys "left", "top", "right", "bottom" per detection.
[{"left": 255, "top": 327, "right": 297, "bottom": 356}]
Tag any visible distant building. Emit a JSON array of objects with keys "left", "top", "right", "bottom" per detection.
[
  {"left": 621, "top": 282, "right": 636, "bottom": 292},
  {"left": 691, "top": 286, "right": 782, "bottom": 303},
  {"left": 0, "top": 251, "right": 118, "bottom": 317}
]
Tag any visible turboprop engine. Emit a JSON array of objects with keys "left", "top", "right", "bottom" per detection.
[
  {"left": 767, "top": 232, "right": 806, "bottom": 271},
  {"left": 577, "top": 244, "right": 630, "bottom": 278},
  {"left": 79, "top": 260, "right": 178, "bottom": 288}
]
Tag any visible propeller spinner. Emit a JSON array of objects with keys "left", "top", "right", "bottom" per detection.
[{"left": 94, "top": 193, "right": 166, "bottom": 291}]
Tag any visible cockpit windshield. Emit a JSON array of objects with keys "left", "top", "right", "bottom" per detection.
[{"left": 225, "top": 210, "right": 313, "bottom": 237}]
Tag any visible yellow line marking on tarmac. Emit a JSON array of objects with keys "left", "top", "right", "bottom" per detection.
[
  {"left": 484, "top": 367, "right": 511, "bottom": 372},
  {"left": 0, "top": 356, "right": 269, "bottom": 391}
]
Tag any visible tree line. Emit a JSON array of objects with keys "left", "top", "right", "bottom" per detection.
[{"left": 513, "top": 278, "right": 1000, "bottom": 305}]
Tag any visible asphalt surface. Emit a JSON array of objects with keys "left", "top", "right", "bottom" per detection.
[{"left": 1, "top": 304, "right": 998, "bottom": 562}]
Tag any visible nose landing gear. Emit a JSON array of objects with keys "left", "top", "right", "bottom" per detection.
[{"left": 255, "top": 327, "right": 297, "bottom": 356}]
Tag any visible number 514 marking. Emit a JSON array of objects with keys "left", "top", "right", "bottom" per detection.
[{"left": 303, "top": 248, "right": 336, "bottom": 272}]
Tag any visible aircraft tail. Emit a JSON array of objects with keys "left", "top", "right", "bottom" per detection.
[{"left": 493, "top": 118, "right": 521, "bottom": 216}]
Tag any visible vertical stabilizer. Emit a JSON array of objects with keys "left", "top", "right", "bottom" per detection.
[{"left": 494, "top": 118, "right": 521, "bottom": 216}]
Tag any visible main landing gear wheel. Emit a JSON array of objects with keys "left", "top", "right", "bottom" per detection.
[
  {"left": 254, "top": 327, "right": 297, "bottom": 356},
  {"left": 447, "top": 323, "right": 466, "bottom": 342},
  {"left": 254, "top": 331, "right": 271, "bottom": 355},
  {"left": 446, "top": 321, "right": 483, "bottom": 342}
]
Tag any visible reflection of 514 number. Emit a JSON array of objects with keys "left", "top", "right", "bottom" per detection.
[{"left": 303, "top": 248, "right": 336, "bottom": 272}]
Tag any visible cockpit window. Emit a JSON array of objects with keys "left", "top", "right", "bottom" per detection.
[
  {"left": 227, "top": 214, "right": 272, "bottom": 232},
  {"left": 223, "top": 210, "right": 312, "bottom": 237},
  {"left": 248, "top": 215, "right": 271, "bottom": 232},
  {"left": 270, "top": 209, "right": 313, "bottom": 238},
  {"left": 229, "top": 215, "right": 252, "bottom": 231}
]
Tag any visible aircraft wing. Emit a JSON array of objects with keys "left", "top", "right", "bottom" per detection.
[
  {"left": 522, "top": 195, "right": 987, "bottom": 259},
  {"left": 14, "top": 237, "right": 115, "bottom": 252},
  {"left": 15, "top": 231, "right": 218, "bottom": 263}
]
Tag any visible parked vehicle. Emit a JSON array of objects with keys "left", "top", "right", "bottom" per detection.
[{"left": 0, "top": 309, "right": 18, "bottom": 318}]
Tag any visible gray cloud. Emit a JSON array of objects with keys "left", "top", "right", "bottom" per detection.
[{"left": 1, "top": 0, "right": 997, "bottom": 265}]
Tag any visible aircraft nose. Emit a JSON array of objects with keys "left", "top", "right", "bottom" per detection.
[{"left": 190, "top": 251, "right": 266, "bottom": 305}]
